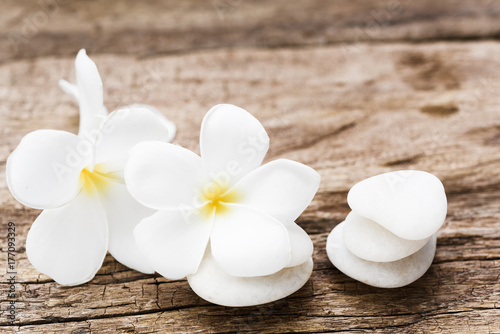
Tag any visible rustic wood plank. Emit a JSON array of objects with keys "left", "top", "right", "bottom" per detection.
[
  {"left": 1, "top": 39, "right": 500, "bottom": 332},
  {"left": 1, "top": 0, "right": 500, "bottom": 63}
]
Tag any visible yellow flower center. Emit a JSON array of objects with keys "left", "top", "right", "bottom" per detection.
[
  {"left": 79, "top": 164, "right": 121, "bottom": 195},
  {"left": 199, "top": 181, "right": 240, "bottom": 217}
]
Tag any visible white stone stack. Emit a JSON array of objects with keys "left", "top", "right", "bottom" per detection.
[{"left": 326, "top": 170, "right": 447, "bottom": 288}]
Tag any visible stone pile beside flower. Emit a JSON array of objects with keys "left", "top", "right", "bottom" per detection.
[{"left": 326, "top": 170, "right": 447, "bottom": 288}]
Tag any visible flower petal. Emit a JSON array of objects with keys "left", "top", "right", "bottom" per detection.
[
  {"left": 187, "top": 246, "right": 313, "bottom": 307},
  {"left": 210, "top": 204, "right": 291, "bottom": 277},
  {"left": 58, "top": 79, "right": 79, "bottom": 100},
  {"left": 99, "top": 182, "right": 155, "bottom": 274},
  {"left": 232, "top": 159, "right": 320, "bottom": 222},
  {"left": 134, "top": 209, "right": 213, "bottom": 280},
  {"left": 200, "top": 104, "right": 269, "bottom": 186},
  {"left": 282, "top": 220, "right": 314, "bottom": 268},
  {"left": 125, "top": 141, "right": 206, "bottom": 210},
  {"left": 74, "top": 49, "right": 108, "bottom": 134},
  {"left": 125, "top": 104, "right": 176, "bottom": 142},
  {"left": 6, "top": 130, "right": 90, "bottom": 210},
  {"left": 93, "top": 107, "right": 175, "bottom": 172},
  {"left": 26, "top": 192, "right": 108, "bottom": 286}
]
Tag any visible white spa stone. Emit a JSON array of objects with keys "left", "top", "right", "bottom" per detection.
[
  {"left": 342, "top": 211, "right": 430, "bottom": 262},
  {"left": 327, "top": 222, "right": 437, "bottom": 288},
  {"left": 187, "top": 247, "right": 313, "bottom": 307},
  {"left": 347, "top": 170, "right": 447, "bottom": 241}
]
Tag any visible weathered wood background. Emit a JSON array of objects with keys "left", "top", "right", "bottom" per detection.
[{"left": 1, "top": 0, "right": 500, "bottom": 333}]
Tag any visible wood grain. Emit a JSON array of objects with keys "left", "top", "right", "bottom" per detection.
[
  {"left": 1, "top": 0, "right": 500, "bottom": 63},
  {"left": 1, "top": 1, "right": 500, "bottom": 333}
]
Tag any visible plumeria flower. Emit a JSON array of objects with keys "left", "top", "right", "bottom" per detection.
[
  {"left": 6, "top": 49, "right": 176, "bottom": 285},
  {"left": 125, "top": 104, "right": 320, "bottom": 306}
]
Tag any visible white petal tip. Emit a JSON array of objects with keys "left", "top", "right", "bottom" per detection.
[
  {"left": 124, "top": 104, "right": 177, "bottom": 142},
  {"left": 76, "top": 49, "right": 88, "bottom": 60},
  {"left": 58, "top": 79, "right": 79, "bottom": 99}
]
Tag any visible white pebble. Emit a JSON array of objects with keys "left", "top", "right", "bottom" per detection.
[
  {"left": 342, "top": 211, "right": 430, "bottom": 262},
  {"left": 187, "top": 248, "right": 313, "bottom": 307},
  {"left": 347, "top": 170, "right": 447, "bottom": 240},
  {"left": 327, "top": 222, "right": 437, "bottom": 288}
]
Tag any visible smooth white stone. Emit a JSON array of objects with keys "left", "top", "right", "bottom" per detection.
[
  {"left": 187, "top": 248, "right": 313, "bottom": 307},
  {"left": 347, "top": 170, "right": 447, "bottom": 240},
  {"left": 343, "top": 211, "right": 430, "bottom": 262},
  {"left": 327, "top": 222, "right": 436, "bottom": 288}
]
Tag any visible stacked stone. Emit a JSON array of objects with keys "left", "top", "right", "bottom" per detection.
[{"left": 327, "top": 170, "right": 447, "bottom": 288}]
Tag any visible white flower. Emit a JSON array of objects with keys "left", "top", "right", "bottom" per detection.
[
  {"left": 125, "top": 104, "right": 320, "bottom": 306},
  {"left": 6, "top": 49, "right": 176, "bottom": 286}
]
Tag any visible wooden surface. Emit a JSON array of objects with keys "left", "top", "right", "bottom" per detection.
[{"left": 1, "top": 1, "right": 500, "bottom": 333}]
